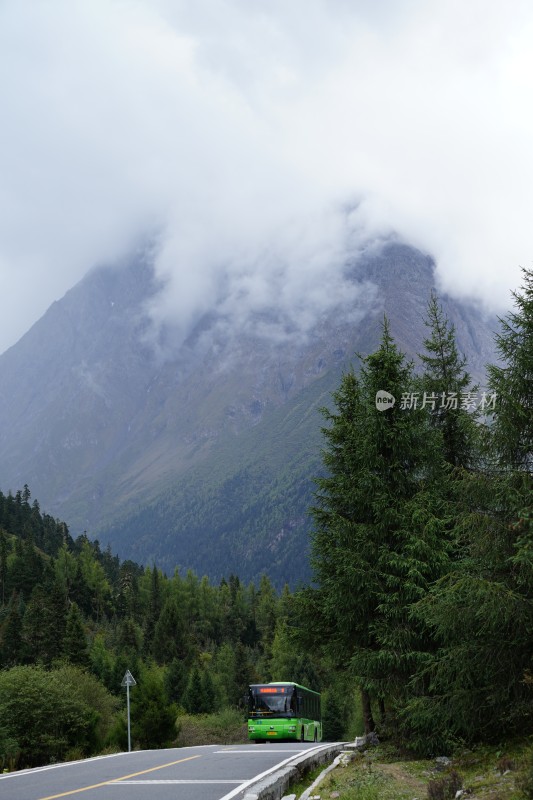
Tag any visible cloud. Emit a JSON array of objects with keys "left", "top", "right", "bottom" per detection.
[{"left": 0, "top": 0, "right": 531, "bottom": 353}]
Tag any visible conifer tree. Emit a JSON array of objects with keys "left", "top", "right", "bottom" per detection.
[
  {"left": 322, "top": 687, "right": 345, "bottom": 741},
  {"left": 63, "top": 602, "right": 89, "bottom": 668},
  {"left": 405, "top": 271, "right": 533, "bottom": 752},
  {"left": 302, "top": 321, "right": 451, "bottom": 729},
  {"left": 164, "top": 658, "right": 188, "bottom": 705},
  {"left": 8, "top": 537, "right": 45, "bottom": 599},
  {"left": 488, "top": 267, "right": 533, "bottom": 471},
  {"left": 201, "top": 670, "right": 217, "bottom": 712},
  {"left": 117, "top": 617, "right": 142, "bottom": 657},
  {"left": 23, "top": 570, "right": 67, "bottom": 665},
  {"left": 0, "top": 530, "right": 7, "bottom": 606},
  {"left": 0, "top": 592, "right": 24, "bottom": 667},
  {"left": 131, "top": 664, "right": 177, "bottom": 748},
  {"left": 182, "top": 667, "right": 204, "bottom": 714},
  {"left": 70, "top": 561, "right": 93, "bottom": 617},
  {"left": 418, "top": 293, "right": 478, "bottom": 469},
  {"left": 152, "top": 598, "right": 188, "bottom": 665},
  {"left": 144, "top": 566, "right": 163, "bottom": 653}
]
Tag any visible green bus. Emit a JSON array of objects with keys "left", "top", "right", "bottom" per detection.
[{"left": 247, "top": 682, "right": 322, "bottom": 743}]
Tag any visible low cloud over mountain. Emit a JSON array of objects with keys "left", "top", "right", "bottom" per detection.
[{"left": 1, "top": 0, "right": 531, "bottom": 355}]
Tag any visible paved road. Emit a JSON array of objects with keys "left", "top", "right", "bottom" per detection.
[{"left": 0, "top": 742, "right": 322, "bottom": 800}]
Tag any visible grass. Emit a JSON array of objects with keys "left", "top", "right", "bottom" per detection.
[
  {"left": 289, "top": 764, "right": 327, "bottom": 798},
  {"left": 295, "top": 739, "right": 533, "bottom": 800}
]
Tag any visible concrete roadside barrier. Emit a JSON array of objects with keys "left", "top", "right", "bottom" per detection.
[{"left": 242, "top": 743, "right": 345, "bottom": 800}]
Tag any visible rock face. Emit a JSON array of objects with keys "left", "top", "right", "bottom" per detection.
[{"left": 0, "top": 241, "right": 498, "bottom": 584}]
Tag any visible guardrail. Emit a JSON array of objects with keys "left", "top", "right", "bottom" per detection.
[{"left": 243, "top": 735, "right": 376, "bottom": 800}]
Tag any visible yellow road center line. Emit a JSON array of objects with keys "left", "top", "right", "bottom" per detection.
[{"left": 39, "top": 755, "right": 201, "bottom": 800}]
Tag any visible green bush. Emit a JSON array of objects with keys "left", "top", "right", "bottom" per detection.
[
  {"left": 175, "top": 709, "right": 247, "bottom": 747},
  {"left": 0, "top": 665, "right": 118, "bottom": 768}
]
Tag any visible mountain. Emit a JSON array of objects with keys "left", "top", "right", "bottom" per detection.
[{"left": 0, "top": 241, "right": 498, "bottom": 585}]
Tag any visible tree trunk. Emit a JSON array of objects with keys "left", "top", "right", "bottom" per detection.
[{"left": 361, "top": 688, "right": 375, "bottom": 734}]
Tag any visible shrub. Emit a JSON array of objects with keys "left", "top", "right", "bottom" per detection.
[
  {"left": 176, "top": 709, "right": 247, "bottom": 747},
  {"left": 0, "top": 664, "right": 119, "bottom": 768}
]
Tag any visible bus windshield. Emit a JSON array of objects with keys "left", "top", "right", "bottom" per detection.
[{"left": 248, "top": 686, "right": 296, "bottom": 718}]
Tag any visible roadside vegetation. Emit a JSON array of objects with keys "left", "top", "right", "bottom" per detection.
[{"left": 301, "top": 739, "right": 533, "bottom": 800}]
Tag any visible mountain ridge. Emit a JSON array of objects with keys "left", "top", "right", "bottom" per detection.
[{"left": 0, "top": 240, "right": 498, "bottom": 584}]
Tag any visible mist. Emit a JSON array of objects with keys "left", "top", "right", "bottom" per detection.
[{"left": 1, "top": 0, "right": 531, "bottom": 354}]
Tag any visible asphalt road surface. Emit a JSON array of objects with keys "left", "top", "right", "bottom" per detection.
[{"left": 0, "top": 742, "right": 323, "bottom": 800}]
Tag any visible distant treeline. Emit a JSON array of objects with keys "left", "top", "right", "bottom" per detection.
[{"left": 0, "top": 486, "right": 353, "bottom": 769}]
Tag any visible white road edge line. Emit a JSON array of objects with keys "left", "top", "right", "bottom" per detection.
[
  {"left": 0, "top": 744, "right": 221, "bottom": 781},
  {"left": 218, "top": 744, "right": 328, "bottom": 800}
]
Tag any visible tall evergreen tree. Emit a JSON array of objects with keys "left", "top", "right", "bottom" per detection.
[
  {"left": 144, "top": 566, "right": 163, "bottom": 653},
  {"left": 182, "top": 667, "right": 205, "bottom": 714},
  {"left": 164, "top": 658, "right": 188, "bottom": 705},
  {"left": 300, "top": 321, "right": 451, "bottom": 729},
  {"left": 406, "top": 271, "right": 533, "bottom": 752},
  {"left": 63, "top": 602, "right": 89, "bottom": 668},
  {"left": 201, "top": 670, "right": 217, "bottom": 712},
  {"left": 0, "top": 592, "right": 24, "bottom": 667},
  {"left": 7, "top": 537, "right": 45, "bottom": 599},
  {"left": 418, "top": 293, "right": 478, "bottom": 469},
  {"left": 130, "top": 664, "right": 177, "bottom": 748},
  {"left": 0, "top": 529, "right": 7, "bottom": 606},
  {"left": 152, "top": 598, "right": 188, "bottom": 665},
  {"left": 22, "top": 571, "right": 67, "bottom": 665},
  {"left": 487, "top": 268, "right": 533, "bottom": 471}
]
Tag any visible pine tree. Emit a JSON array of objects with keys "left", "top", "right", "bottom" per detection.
[
  {"left": 201, "top": 670, "right": 217, "bottom": 712},
  {"left": 0, "top": 529, "right": 7, "bottom": 606},
  {"left": 405, "top": 272, "right": 533, "bottom": 752},
  {"left": 418, "top": 293, "right": 478, "bottom": 469},
  {"left": 22, "top": 571, "right": 67, "bottom": 665},
  {"left": 144, "top": 566, "right": 163, "bottom": 653},
  {"left": 0, "top": 592, "right": 24, "bottom": 667},
  {"left": 322, "top": 687, "right": 345, "bottom": 741},
  {"left": 488, "top": 267, "right": 533, "bottom": 471},
  {"left": 164, "top": 658, "right": 188, "bottom": 705},
  {"left": 131, "top": 664, "right": 177, "bottom": 748},
  {"left": 182, "top": 667, "right": 204, "bottom": 714},
  {"left": 63, "top": 602, "right": 89, "bottom": 668},
  {"left": 152, "top": 598, "right": 188, "bottom": 665},
  {"left": 302, "top": 321, "right": 451, "bottom": 729},
  {"left": 117, "top": 617, "right": 142, "bottom": 657},
  {"left": 8, "top": 537, "right": 45, "bottom": 599}
]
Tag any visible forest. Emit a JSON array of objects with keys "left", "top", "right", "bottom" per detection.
[
  {"left": 0, "top": 485, "right": 355, "bottom": 769},
  {"left": 0, "top": 268, "right": 531, "bottom": 770}
]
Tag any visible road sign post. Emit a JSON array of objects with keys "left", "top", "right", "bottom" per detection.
[{"left": 121, "top": 670, "right": 137, "bottom": 752}]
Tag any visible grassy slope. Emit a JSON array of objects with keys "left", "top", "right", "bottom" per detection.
[
  {"left": 97, "top": 363, "right": 342, "bottom": 585},
  {"left": 308, "top": 740, "right": 531, "bottom": 800}
]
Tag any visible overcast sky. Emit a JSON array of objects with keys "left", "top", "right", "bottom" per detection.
[{"left": 1, "top": 0, "right": 532, "bottom": 354}]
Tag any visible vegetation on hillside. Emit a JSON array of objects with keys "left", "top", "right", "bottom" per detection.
[
  {"left": 0, "top": 490, "right": 359, "bottom": 769},
  {"left": 0, "top": 268, "right": 531, "bottom": 772}
]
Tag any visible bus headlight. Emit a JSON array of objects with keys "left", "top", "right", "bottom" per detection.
[
  {"left": 248, "top": 726, "right": 255, "bottom": 732},
  {"left": 288, "top": 725, "right": 296, "bottom": 731}
]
